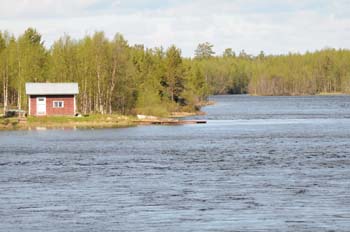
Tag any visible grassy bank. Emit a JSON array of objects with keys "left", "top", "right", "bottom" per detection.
[
  {"left": 0, "top": 101, "right": 210, "bottom": 131},
  {"left": 0, "top": 117, "right": 22, "bottom": 130},
  {"left": 316, "top": 92, "right": 348, "bottom": 96},
  {"left": 0, "top": 114, "right": 136, "bottom": 131},
  {"left": 0, "top": 110, "right": 208, "bottom": 131},
  {"left": 170, "top": 111, "right": 206, "bottom": 118}
]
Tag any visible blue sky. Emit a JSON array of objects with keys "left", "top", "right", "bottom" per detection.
[{"left": 0, "top": 0, "right": 349, "bottom": 57}]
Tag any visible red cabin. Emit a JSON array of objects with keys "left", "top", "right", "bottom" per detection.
[{"left": 25, "top": 83, "right": 79, "bottom": 116}]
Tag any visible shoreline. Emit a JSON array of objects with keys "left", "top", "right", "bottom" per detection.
[
  {"left": 0, "top": 114, "right": 137, "bottom": 131},
  {"left": 0, "top": 110, "right": 207, "bottom": 131},
  {"left": 249, "top": 92, "right": 349, "bottom": 97}
]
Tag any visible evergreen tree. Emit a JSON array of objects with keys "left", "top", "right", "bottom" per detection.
[
  {"left": 164, "top": 45, "right": 185, "bottom": 103},
  {"left": 194, "top": 42, "right": 215, "bottom": 59}
]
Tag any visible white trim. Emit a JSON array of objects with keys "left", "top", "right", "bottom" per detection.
[
  {"left": 28, "top": 96, "right": 31, "bottom": 116},
  {"left": 74, "top": 95, "right": 76, "bottom": 114},
  {"left": 53, "top": 101, "right": 64, "bottom": 108}
]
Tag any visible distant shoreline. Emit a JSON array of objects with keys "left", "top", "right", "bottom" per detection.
[{"left": 242, "top": 92, "right": 350, "bottom": 97}]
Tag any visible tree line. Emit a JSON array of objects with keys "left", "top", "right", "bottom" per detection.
[
  {"left": 194, "top": 43, "right": 350, "bottom": 96},
  {"left": 1, "top": 28, "right": 350, "bottom": 115},
  {"left": 0, "top": 28, "right": 208, "bottom": 115}
]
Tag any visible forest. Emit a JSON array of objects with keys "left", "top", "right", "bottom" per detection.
[{"left": 1, "top": 28, "right": 350, "bottom": 115}]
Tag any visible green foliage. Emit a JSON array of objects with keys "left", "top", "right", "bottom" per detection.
[
  {"left": 247, "top": 49, "right": 350, "bottom": 95},
  {"left": 195, "top": 46, "right": 350, "bottom": 96},
  {"left": 163, "top": 45, "right": 185, "bottom": 103},
  {"left": 15, "top": 28, "right": 48, "bottom": 108},
  {"left": 1, "top": 27, "right": 350, "bottom": 119},
  {"left": 182, "top": 61, "right": 208, "bottom": 109},
  {"left": 0, "top": 28, "right": 208, "bottom": 116},
  {"left": 194, "top": 42, "right": 215, "bottom": 59},
  {"left": 223, "top": 48, "right": 235, "bottom": 58},
  {"left": 136, "top": 80, "right": 167, "bottom": 116}
]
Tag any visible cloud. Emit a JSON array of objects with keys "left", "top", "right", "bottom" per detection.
[{"left": 0, "top": 0, "right": 349, "bottom": 57}]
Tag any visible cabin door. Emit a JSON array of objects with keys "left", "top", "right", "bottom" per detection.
[{"left": 36, "top": 97, "right": 46, "bottom": 115}]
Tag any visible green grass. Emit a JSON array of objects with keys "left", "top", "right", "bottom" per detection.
[
  {"left": 0, "top": 109, "right": 203, "bottom": 131},
  {"left": 0, "top": 114, "right": 138, "bottom": 131},
  {"left": 0, "top": 117, "right": 20, "bottom": 130},
  {"left": 28, "top": 114, "right": 130, "bottom": 122},
  {"left": 0, "top": 117, "right": 7, "bottom": 125},
  {"left": 26, "top": 114, "right": 136, "bottom": 129}
]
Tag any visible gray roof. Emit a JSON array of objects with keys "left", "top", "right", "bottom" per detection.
[{"left": 25, "top": 83, "right": 79, "bottom": 95}]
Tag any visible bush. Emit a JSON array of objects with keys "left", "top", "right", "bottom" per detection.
[{"left": 135, "top": 106, "right": 169, "bottom": 117}]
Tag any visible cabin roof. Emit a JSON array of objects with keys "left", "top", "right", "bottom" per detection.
[{"left": 25, "top": 83, "right": 79, "bottom": 95}]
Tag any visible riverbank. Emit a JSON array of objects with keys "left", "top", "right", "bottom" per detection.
[
  {"left": 0, "top": 110, "right": 207, "bottom": 131},
  {"left": 316, "top": 92, "right": 348, "bottom": 96},
  {"left": 0, "top": 114, "right": 136, "bottom": 131},
  {"left": 249, "top": 92, "right": 349, "bottom": 97},
  {"left": 170, "top": 111, "right": 205, "bottom": 118}
]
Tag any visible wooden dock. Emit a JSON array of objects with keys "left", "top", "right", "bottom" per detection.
[{"left": 134, "top": 119, "right": 207, "bottom": 125}]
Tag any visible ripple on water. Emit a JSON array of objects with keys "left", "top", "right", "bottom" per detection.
[{"left": 1, "top": 95, "right": 350, "bottom": 231}]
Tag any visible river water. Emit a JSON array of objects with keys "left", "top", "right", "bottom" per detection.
[{"left": 0, "top": 95, "right": 349, "bottom": 231}]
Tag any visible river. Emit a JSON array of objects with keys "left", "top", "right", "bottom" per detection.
[{"left": 0, "top": 95, "right": 349, "bottom": 231}]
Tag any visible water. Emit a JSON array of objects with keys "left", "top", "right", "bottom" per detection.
[{"left": 1, "top": 95, "right": 350, "bottom": 231}]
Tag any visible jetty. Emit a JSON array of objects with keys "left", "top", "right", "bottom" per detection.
[
  {"left": 134, "top": 118, "right": 206, "bottom": 125},
  {"left": 133, "top": 120, "right": 207, "bottom": 125}
]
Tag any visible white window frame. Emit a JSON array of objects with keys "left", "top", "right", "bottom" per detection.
[{"left": 53, "top": 101, "right": 64, "bottom": 108}]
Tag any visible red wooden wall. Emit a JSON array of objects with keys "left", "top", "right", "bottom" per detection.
[{"left": 29, "top": 95, "right": 75, "bottom": 116}]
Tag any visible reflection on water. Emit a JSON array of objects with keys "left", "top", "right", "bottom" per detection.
[
  {"left": 27, "top": 126, "right": 77, "bottom": 131},
  {"left": 0, "top": 95, "right": 350, "bottom": 231}
]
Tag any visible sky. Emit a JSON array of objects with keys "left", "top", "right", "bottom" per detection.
[{"left": 0, "top": 0, "right": 349, "bottom": 57}]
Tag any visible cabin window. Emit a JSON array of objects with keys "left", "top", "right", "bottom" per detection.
[{"left": 53, "top": 101, "right": 64, "bottom": 108}]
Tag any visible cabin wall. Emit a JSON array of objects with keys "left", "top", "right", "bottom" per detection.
[
  {"left": 30, "top": 96, "right": 36, "bottom": 116},
  {"left": 29, "top": 95, "right": 75, "bottom": 116}
]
